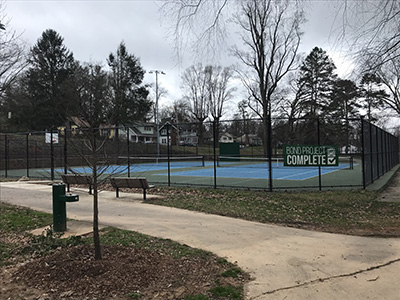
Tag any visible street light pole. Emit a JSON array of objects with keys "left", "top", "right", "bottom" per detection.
[{"left": 149, "top": 70, "right": 165, "bottom": 158}]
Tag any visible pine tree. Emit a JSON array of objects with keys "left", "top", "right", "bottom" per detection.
[
  {"left": 107, "top": 42, "right": 151, "bottom": 127},
  {"left": 359, "top": 73, "right": 388, "bottom": 122},
  {"left": 297, "top": 47, "right": 337, "bottom": 118},
  {"left": 27, "top": 29, "right": 77, "bottom": 130}
]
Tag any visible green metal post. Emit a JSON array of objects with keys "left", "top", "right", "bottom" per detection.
[{"left": 52, "top": 184, "right": 67, "bottom": 232}]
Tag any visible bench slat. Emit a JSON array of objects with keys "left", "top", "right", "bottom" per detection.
[
  {"left": 110, "top": 177, "right": 153, "bottom": 200},
  {"left": 61, "top": 174, "right": 92, "bottom": 194}
]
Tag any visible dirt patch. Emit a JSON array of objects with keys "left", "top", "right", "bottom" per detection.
[
  {"left": 2, "top": 244, "right": 248, "bottom": 300},
  {"left": 377, "top": 169, "right": 400, "bottom": 203}
]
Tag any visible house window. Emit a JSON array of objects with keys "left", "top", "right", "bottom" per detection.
[
  {"left": 161, "top": 129, "right": 167, "bottom": 135},
  {"left": 161, "top": 138, "right": 167, "bottom": 144},
  {"left": 144, "top": 126, "right": 152, "bottom": 131}
]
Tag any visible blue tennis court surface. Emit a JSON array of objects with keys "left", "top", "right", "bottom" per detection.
[
  {"left": 51, "top": 161, "right": 352, "bottom": 180},
  {"left": 52, "top": 161, "right": 214, "bottom": 175},
  {"left": 157, "top": 164, "right": 352, "bottom": 180}
]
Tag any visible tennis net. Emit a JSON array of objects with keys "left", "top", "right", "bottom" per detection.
[
  {"left": 218, "top": 156, "right": 283, "bottom": 168},
  {"left": 119, "top": 156, "right": 205, "bottom": 168}
]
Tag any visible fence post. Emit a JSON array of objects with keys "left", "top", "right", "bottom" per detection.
[
  {"left": 167, "top": 124, "right": 171, "bottom": 186},
  {"left": 361, "top": 117, "right": 366, "bottom": 189},
  {"left": 213, "top": 121, "right": 217, "bottom": 189},
  {"left": 26, "top": 133, "right": 29, "bottom": 178},
  {"left": 5, "top": 134, "right": 8, "bottom": 178},
  {"left": 126, "top": 126, "right": 130, "bottom": 177},
  {"left": 369, "top": 122, "right": 374, "bottom": 184},
  {"left": 267, "top": 114, "right": 273, "bottom": 192},
  {"left": 50, "top": 130, "right": 54, "bottom": 181},
  {"left": 64, "top": 129, "right": 67, "bottom": 175},
  {"left": 317, "top": 118, "right": 322, "bottom": 191}
]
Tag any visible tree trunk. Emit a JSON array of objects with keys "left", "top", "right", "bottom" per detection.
[{"left": 91, "top": 129, "right": 101, "bottom": 260}]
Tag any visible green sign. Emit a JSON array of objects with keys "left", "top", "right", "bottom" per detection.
[{"left": 283, "top": 145, "right": 338, "bottom": 167}]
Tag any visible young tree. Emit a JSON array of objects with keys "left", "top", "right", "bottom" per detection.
[
  {"left": 107, "top": 42, "right": 151, "bottom": 128},
  {"left": 75, "top": 63, "right": 114, "bottom": 260},
  {"left": 233, "top": 0, "right": 305, "bottom": 156}
]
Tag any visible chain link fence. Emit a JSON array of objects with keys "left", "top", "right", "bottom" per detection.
[{"left": 0, "top": 117, "right": 398, "bottom": 191}]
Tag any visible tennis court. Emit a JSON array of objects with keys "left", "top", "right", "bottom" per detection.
[
  {"left": 158, "top": 163, "right": 352, "bottom": 180},
  {"left": 122, "top": 156, "right": 362, "bottom": 190},
  {"left": 1, "top": 153, "right": 362, "bottom": 190}
]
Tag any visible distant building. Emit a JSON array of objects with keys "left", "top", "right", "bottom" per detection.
[{"left": 236, "top": 134, "right": 262, "bottom": 146}]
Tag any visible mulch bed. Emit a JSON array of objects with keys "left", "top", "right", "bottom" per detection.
[{"left": 11, "top": 245, "right": 248, "bottom": 299}]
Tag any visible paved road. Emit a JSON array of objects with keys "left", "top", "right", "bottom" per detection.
[{"left": 1, "top": 181, "right": 400, "bottom": 299}]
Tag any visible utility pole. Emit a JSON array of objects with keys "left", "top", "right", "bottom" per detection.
[{"left": 149, "top": 70, "right": 165, "bottom": 158}]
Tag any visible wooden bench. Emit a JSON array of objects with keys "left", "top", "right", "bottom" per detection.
[
  {"left": 61, "top": 174, "right": 93, "bottom": 194},
  {"left": 110, "top": 177, "right": 154, "bottom": 200}
]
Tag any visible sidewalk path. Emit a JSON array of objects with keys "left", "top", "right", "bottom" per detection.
[{"left": 1, "top": 181, "right": 400, "bottom": 300}]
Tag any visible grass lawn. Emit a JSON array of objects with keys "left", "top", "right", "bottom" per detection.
[
  {"left": 0, "top": 202, "right": 248, "bottom": 299},
  {"left": 147, "top": 187, "right": 400, "bottom": 237}
]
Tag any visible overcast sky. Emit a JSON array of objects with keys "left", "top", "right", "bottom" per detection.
[{"left": 5, "top": 0, "right": 353, "bottom": 114}]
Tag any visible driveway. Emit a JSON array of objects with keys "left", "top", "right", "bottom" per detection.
[{"left": 1, "top": 181, "right": 400, "bottom": 299}]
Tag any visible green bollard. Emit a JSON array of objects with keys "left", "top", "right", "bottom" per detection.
[{"left": 52, "top": 184, "right": 67, "bottom": 232}]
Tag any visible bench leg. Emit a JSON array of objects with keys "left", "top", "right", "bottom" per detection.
[
  {"left": 116, "top": 187, "right": 119, "bottom": 198},
  {"left": 143, "top": 188, "right": 146, "bottom": 201},
  {"left": 89, "top": 185, "right": 92, "bottom": 195}
]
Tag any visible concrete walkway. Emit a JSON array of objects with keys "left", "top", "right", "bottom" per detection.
[{"left": 1, "top": 181, "right": 400, "bottom": 300}]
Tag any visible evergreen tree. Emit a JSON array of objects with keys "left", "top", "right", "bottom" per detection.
[
  {"left": 107, "top": 42, "right": 151, "bottom": 126},
  {"left": 26, "top": 29, "right": 77, "bottom": 130},
  {"left": 75, "top": 63, "right": 110, "bottom": 129},
  {"left": 326, "top": 79, "right": 360, "bottom": 150},
  {"left": 359, "top": 73, "right": 388, "bottom": 122},
  {"left": 297, "top": 47, "right": 337, "bottom": 118}
]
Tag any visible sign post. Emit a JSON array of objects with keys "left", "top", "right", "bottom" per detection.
[{"left": 283, "top": 145, "right": 338, "bottom": 167}]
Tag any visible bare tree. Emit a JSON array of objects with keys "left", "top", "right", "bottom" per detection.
[
  {"left": 233, "top": 0, "right": 305, "bottom": 155},
  {"left": 161, "top": 0, "right": 230, "bottom": 62},
  {"left": 376, "top": 57, "right": 400, "bottom": 115},
  {"left": 206, "top": 65, "right": 235, "bottom": 141},
  {"left": 337, "top": 0, "right": 400, "bottom": 70},
  {"left": 181, "top": 63, "right": 209, "bottom": 144},
  {"left": 0, "top": 3, "right": 27, "bottom": 105},
  {"left": 160, "top": 99, "right": 192, "bottom": 124}
]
